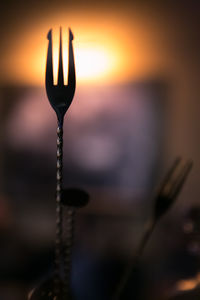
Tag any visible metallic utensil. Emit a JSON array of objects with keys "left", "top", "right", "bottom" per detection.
[
  {"left": 28, "top": 188, "right": 89, "bottom": 300},
  {"left": 113, "top": 157, "right": 193, "bottom": 300},
  {"left": 46, "top": 27, "right": 76, "bottom": 299},
  {"left": 46, "top": 27, "right": 76, "bottom": 126}
]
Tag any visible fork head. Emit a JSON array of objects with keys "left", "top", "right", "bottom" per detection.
[
  {"left": 154, "top": 157, "right": 193, "bottom": 220},
  {"left": 45, "top": 27, "right": 76, "bottom": 126}
]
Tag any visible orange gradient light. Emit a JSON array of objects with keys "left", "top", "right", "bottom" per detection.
[
  {"left": 0, "top": 11, "right": 164, "bottom": 86},
  {"left": 176, "top": 273, "right": 200, "bottom": 292},
  {"left": 75, "top": 46, "right": 115, "bottom": 83},
  {"left": 51, "top": 28, "right": 118, "bottom": 85}
]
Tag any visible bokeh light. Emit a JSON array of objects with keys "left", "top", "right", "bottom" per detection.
[
  {"left": 52, "top": 27, "right": 118, "bottom": 85},
  {"left": 0, "top": 10, "right": 166, "bottom": 86}
]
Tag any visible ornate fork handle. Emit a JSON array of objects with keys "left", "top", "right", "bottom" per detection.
[
  {"left": 45, "top": 27, "right": 76, "bottom": 299},
  {"left": 54, "top": 125, "right": 63, "bottom": 297}
]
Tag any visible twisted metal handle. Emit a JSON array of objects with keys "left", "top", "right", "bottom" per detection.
[
  {"left": 63, "top": 207, "right": 76, "bottom": 299},
  {"left": 54, "top": 125, "right": 75, "bottom": 300},
  {"left": 54, "top": 125, "right": 64, "bottom": 298}
]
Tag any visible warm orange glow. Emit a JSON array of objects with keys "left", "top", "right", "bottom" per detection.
[
  {"left": 176, "top": 273, "right": 200, "bottom": 292},
  {"left": 52, "top": 28, "right": 118, "bottom": 85},
  {"left": 0, "top": 10, "right": 166, "bottom": 86},
  {"left": 75, "top": 46, "right": 114, "bottom": 83},
  {"left": 52, "top": 29, "right": 59, "bottom": 85}
]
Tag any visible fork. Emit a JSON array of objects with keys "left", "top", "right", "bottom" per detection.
[
  {"left": 113, "top": 157, "right": 193, "bottom": 300},
  {"left": 46, "top": 27, "right": 76, "bottom": 126},
  {"left": 46, "top": 27, "right": 76, "bottom": 299}
]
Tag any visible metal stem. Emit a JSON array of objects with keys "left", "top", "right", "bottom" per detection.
[
  {"left": 53, "top": 123, "right": 76, "bottom": 300},
  {"left": 112, "top": 219, "right": 156, "bottom": 300},
  {"left": 63, "top": 207, "right": 76, "bottom": 299},
  {"left": 54, "top": 125, "right": 63, "bottom": 299}
]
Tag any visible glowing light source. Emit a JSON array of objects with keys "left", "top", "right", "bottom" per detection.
[
  {"left": 176, "top": 273, "right": 200, "bottom": 292},
  {"left": 75, "top": 46, "right": 112, "bottom": 83},
  {"left": 0, "top": 11, "right": 162, "bottom": 86},
  {"left": 52, "top": 28, "right": 116, "bottom": 85}
]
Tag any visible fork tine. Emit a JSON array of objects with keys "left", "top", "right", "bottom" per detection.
[
  {"left": 58, "top": 27, "right": 64, "bottom": 86},
  {"left": 169, "top": 159, "right": 193, "bottom": 200},
  {"left": 154, "top": 158, "right": 193, "bottom": 220},
  {"left": 46, "top": 29, "right": 53, "bottom": 87},
  {"left": 68, "top": 28, "right": 76, "bottom": 89},
  {"left": 45, "top": 27, "right": 76, "bottom": 125},
  {"left": 160, "top": 157, "right": 182, "bottom": 190}
]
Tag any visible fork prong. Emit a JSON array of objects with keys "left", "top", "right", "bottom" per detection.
[
  {"left": 58, "top": 27, "right": 64, "bottom": 86},
  {"left": 45, "top": 27, "right": 76, "bottom": 125},
  {"left": 46, "top": 29, "right": 53, "bottom": 87},
  {"left": 68, "top": 28, "right": 76, "bottom": 90},
  {"left": 168, "top": 159, "right": 193, "bottom": 200},
  {"left": 160, "top": 157, "right": 182, "bottom": 189}
]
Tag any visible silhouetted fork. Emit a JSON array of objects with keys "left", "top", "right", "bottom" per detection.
[
  {"left": 45, "top": 27, "right": 76, "bottom": 299},
  {"left": 46, "top": 27, "right": 76, "bottom": 126},
  {"left": 113, "top": 157, "right": 193, "bottom": 300}
]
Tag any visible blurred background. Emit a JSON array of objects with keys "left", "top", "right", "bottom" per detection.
[{"left": 0, "top": 0, "right": 200, "bottom": 299}]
